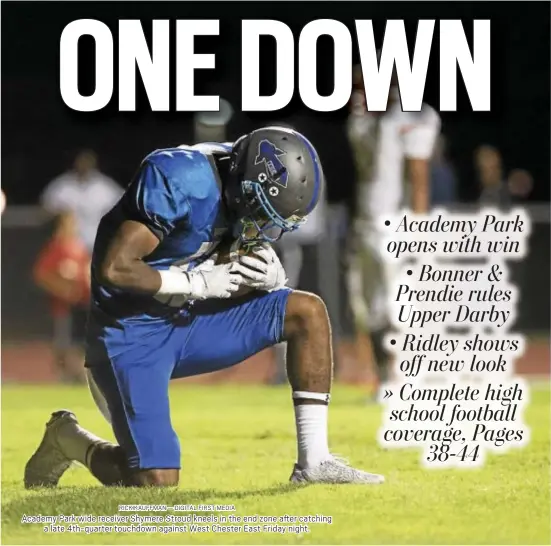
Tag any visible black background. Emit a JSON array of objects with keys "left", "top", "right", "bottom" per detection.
[{"left": 2, "top": 1, "right": 550, "bottom": 206}]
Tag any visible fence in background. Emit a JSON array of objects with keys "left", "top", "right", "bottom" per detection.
[{"left": 1, "top": 204, "right": 549, "bottom": 344}]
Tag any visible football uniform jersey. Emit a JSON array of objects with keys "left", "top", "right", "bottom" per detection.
[
  {"left": 90, "top": 143, "right": 233, "bottom": 325},
  {"left": 85, "top": 142, "right": 292, "bottom": 470},
  {"left": 347, "top": 99, "right": 441, "bottom": 221}
]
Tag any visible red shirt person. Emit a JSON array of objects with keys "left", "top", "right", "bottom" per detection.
[{"left": 33, "top": 211, "right": 91, "bottom": 382}]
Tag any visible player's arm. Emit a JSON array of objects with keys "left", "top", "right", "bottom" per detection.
[
  {"left": 99, "top": 219, "right": 232, "bottom": 298},
  {"left": 408, "top": 158, "right": 431, "bottom": 213},
  {"left": 404, "top": 109, "right": 441, "bottom": 214},
  {"left": 97, "top": 220, "right": 163, "bottom": 294},
  {"left": 97, "top": 160, "right": 245, "bottom": 300}
]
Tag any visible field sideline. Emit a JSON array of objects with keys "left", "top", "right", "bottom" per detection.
[{"left": 2, "top": 383, "right": 550, "bottom": 545}]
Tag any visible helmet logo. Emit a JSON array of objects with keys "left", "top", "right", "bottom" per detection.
[
  {"left": 254, "top": 139, "right": 288, "bottom": 188},
  {"left": 268, "top": 186, "right": 279, "bottom": 197}
]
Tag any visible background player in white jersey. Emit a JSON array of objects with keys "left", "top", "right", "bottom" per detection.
[{"left": 347, "top": 63, "right": 441, "bottom": 397}]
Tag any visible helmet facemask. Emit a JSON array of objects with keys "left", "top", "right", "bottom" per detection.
[{"left": 231, "top": 178, "right": 306, "bottom": 244}]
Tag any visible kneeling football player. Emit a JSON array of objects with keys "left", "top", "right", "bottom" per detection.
[{"left": 25, "top": 127, "right": 384, "bottom": 487}]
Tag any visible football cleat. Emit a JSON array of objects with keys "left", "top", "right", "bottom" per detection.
[
  {"left": 289, "top": 456, "right": 384, "bottom": 485},
  {"left": 24, "top": 410, "right": 77, "bottom": 488}
]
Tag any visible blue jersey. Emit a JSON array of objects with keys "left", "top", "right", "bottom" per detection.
[
  {"left": 85, "top": 142, "right": 292, "bottom": 469},
  {"left": 90, "top": 143, "right": 233, "bottom": 325}
]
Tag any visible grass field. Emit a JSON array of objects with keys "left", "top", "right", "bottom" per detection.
[{"left": 2, "top": 383, "right": 550, "bottom": 545}]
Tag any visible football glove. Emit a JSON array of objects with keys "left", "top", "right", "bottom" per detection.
[
  {"left": 238, "top": 244, "right": 288, "bottom": 291},
  {"left": 187, "top": 260, "right": 248, "bottom": 300},
  {"left": 155, "top": 255, "right": 251, "bottom": 305}
]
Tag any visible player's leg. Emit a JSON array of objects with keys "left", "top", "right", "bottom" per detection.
[
  {"left": 357, "top": 172, "right": 404, "bottom": 397},
  {"left": 85, "top": 357, "right": 180, "bottom": 487},
  {"left": 358, "top": 231, "right": 392, "bottom": 393},
  {"left": 68, "top": 305, "right": 89, "bottom": 384},
  {"left": 347, "top": 236, "right": 382, "bottom": 398},
  {"left": 173, "top": 290, "right": 383, "bottom": 485},
  {"left": 272, "top": 241, "right": 304, "bottom": 384},
  {"left": 361, "top": 224, "right": 402, "bottom": 393},
  {"left": 50, "top": 309, "right": 87, "bottom": 384},
  {"left": 172, "top": 290, "right": 292, "bottom": 379},
  {"left": 282, "top": 291, "right": 383, "bottom": 484},
  {"left": 24, "top": 408, "right": 130, "bottom": 488},
  {"left": 51, "top": 314, "right": 73, "bottom": 382},
  {"left": 25, "top": 331, "right": 180, "bottom": 488}
]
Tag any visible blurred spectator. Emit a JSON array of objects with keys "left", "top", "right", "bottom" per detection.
[
  {"left": 194, "top": 98, "right": 234, "bottom": 143},
  {"left": 475, "top": 145, "right": 511, "bottom": 207},
  {"left": 507, "top": 168, "right": 534, "bottom": 201},
  {"left": 346, "top": 62, "right": 441, "bottom": 399},
  {"left": 33, "top": 211, "right": 91, "bottom": 383},
  {"left": 40, "top": 150, "right": 123, "bottom": 252},
  {"left": 0, "top": 189, "right": 6, "bottom": 215},
  {"left": 430, "top": 135, "right": 458, "bottom": 207}
]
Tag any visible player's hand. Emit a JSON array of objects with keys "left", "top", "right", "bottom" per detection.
[
  {"left": 190, "top": 255, "right": 217, "bottom": 273},
  {"left": 187, "top": 260, "right": 247, "bottom": 300},
  {"left": 238, "top": 244, "right": 288, "bottom": 291}
]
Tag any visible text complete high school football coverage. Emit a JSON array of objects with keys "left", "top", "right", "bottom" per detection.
[{"left": 59, "top": 19, "right": 491, "bottom": 113}]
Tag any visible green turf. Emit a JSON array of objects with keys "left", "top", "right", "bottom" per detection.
[{"left": 2, "top": 383, "right": 550, "bottom": 545}]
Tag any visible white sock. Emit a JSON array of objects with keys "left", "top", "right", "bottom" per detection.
[
  {"left": 57, "top": 421, "right": 109, "bottom": 467},
  {"left": 294, "top": 403, "right": 331, "bottom": 468}
]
